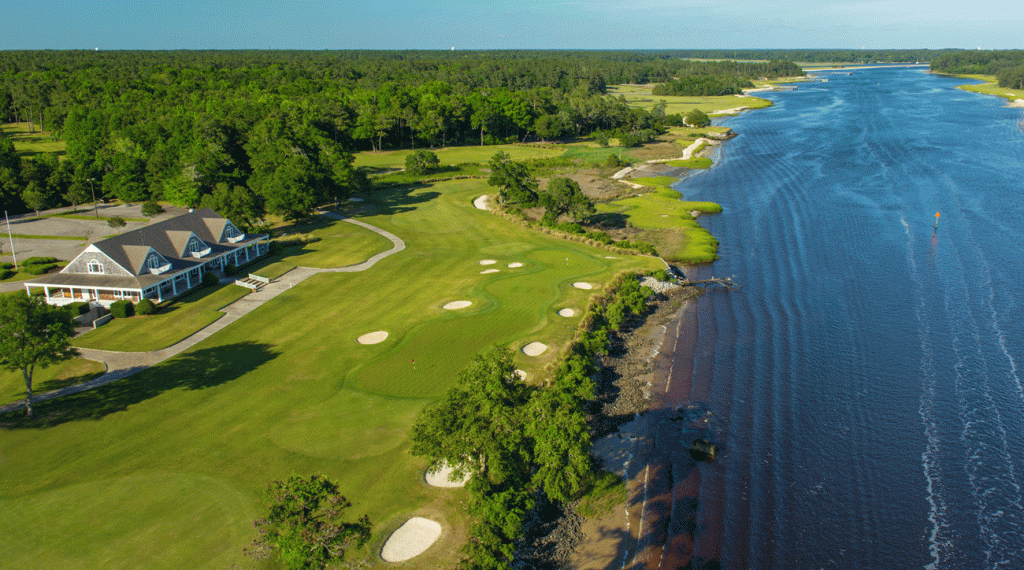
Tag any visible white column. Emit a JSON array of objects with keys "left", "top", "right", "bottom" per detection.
[
  {"left": 186, "top": 271, "right": 191, "bottom": 290},
  {"left": 245, "top": 245, "right": 250, "bottom": 262},
  {"left": 172, "top": 277, "right": 177, "bottom": 296},
  {"left": 43, "top": 286, "right": 50, "bottom": 302}
]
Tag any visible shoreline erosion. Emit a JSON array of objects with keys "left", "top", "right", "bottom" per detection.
[{"left": 570, "top": 112, "right": 753, "bottom": 569}]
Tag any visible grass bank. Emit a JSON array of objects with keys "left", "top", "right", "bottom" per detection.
[{"left": 0, "top": 122, "right": 66, "bottom": 157}]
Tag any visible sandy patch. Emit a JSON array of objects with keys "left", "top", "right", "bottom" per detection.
[
  {"left": 573, "top": 282, "right": 594, "bottom": 290},
  {"left": 380, "top": 517, "right": 443, "bottom": 562},
  {"left": 681, "top": 137, "right": 709, "bottom": 160},
  {"left": 425, "top": 461, "right": 472, "bottom": 487},
  {"left": 604, "top": 256, "right": 618, "bottom": 259},
  {"left": 480, "top": 269, "right": 499, "bottom": 274},
  {"left": 473, "top": 195, "right": 490, "bottom": 210},
  {"left": 1007, "top": 98, "right": 1024, "bottom": 108},
  {"left": 558, "top": 308, "right": 576, "bottom": 318},
  {"left": 442, "top": 301, "right": 472, "bottom": 310},
  {"left": 514, "top": 369, "right": 527, "bottom": 380},
  {"left": 522, "top": 342, "right": 548, "bottom": 356},
  {"left": 479, "top": 259, "right": 497, "bottom": 265},
  {"left": 507, "top": 262, "right": 523, "bottom": 268},
  {"left": 357, "top": 331, "right": 388, "bottom": 345}
]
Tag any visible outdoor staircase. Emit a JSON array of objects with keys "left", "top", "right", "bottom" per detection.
[{"left": 235, "top": 273, "right": 270, "bottom": 292}]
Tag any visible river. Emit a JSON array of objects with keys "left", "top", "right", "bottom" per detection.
[{"left": 646, "top": 66, "right": 1024, "bottom": 569}]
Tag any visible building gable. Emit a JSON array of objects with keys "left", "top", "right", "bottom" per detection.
[{"left": 62, "top": 245, "right": 133, "bottom": 277}]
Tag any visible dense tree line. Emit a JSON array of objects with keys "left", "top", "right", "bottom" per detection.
[
  {"left": 0, "top": 50, "right": 802, "bottom": 217},
  {"left": 652, "top": 74, "right": 754, "bottom": 96},
  {"left": 412, "top": 274, "right": 654, "bottom": 569},
  {"left": 931, "top": 50, "right": 1024, "bottom": 89},
  {"left": 667, "top": 49, "right": 949, "bottom": 64}
]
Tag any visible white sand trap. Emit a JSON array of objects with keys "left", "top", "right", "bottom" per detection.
[
  {"left": 442, "top": 300, "right": 472, "bottom": 310},
  {"left": 480, "top": 269, "right": 500, "bottom": 274},
  {"left": 507, "top": 262, "right": 523, "bottom": 268},
  {"left": 473, "top": 195, "right": 490, "bottom": 210},
  {"left": 522, "top": 342, "right": 548, "bottom": 356},
  {"left": 558, "top": 308, "right": 576, "bottom": 317},
  {"left": 573, "top": 282, "right": 594, "bottom": 290},
  {"left": 380, "top": 517, "right": 442, "bottom": 562},
  {"left": 357, "top": 331, "right": 388, "bottom": 345},
  {"left": 479, "top": 259, "right": 497, "bottom": 265},
  {"left": 514, "top": 369, "right": 528, "bottom": 380},
  {"left": 604, "top": 256, "right": 618, "bottom": 259},
  {"left": 425, "top": 461, "right": 471, "bottom": 487}
]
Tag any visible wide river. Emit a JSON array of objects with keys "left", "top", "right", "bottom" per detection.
[{"left": 673, "top": 66, "right": 1024, "bottom": 569}]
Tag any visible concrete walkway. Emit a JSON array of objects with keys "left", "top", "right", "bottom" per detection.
[{"left": 0, "top": 216, "right": 405, "bottom": 415}]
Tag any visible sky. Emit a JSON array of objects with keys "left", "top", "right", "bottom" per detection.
[{"left": 1, "top": 0, "right": 1021, "bottom": 51}]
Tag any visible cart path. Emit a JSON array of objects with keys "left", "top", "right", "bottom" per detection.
[{"left": 0, "top": 215, "right": 404, "bottom": 415}]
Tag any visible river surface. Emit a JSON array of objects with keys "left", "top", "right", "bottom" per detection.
[{"left": 662, "top": 66, "right": 1024, "bottom": 569}]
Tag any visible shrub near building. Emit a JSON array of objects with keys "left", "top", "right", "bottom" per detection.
[{"left": 110, "top": 300, "right": 134, "bottom": 319}]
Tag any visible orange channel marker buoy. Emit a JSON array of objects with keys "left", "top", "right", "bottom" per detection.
[{"left": 935, "top": 211, "right": 940, "bottom": 230}]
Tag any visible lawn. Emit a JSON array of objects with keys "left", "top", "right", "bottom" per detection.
[
  {"left": 0, "top": 358, "right": 106, "bottom": 406},
  {"left": 0, "top": 122, "right": 66, "bottom": 157},
  {"left": 353, "top": 143, "right": 564, "bottom": 169},
  {"left": 71, "top": 284, "right": 250, "bottom": 352},
  {"left": 0, "top": 176, "right": 662, "bottom": 570}
]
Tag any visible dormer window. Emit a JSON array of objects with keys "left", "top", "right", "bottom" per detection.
[
  {"left": 87, "top": 260, "right": 104, "bottom": 274},
  {"left": 148, "top": 256, "right": 161, "bottom": 270},
  {"left": 187, "top": 237, "right": 212, "bottom": 258}
]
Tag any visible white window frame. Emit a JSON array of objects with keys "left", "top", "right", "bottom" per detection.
[{"left": 87, "top": 260, "right": 103, "bottom": 274}]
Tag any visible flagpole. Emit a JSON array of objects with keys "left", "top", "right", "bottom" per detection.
[{"left": 5, "top": 211, "right": 16, "bottom": 270}]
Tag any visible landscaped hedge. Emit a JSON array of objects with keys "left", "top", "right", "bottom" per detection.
[
  {"left": 22, "top": 256, "right": 58, "bottom": 266},
  {"left": 201, "top": 272, "right": 219, "bottom": 287},
  {"left": 135, "top": 298, "right": 156, "bottom": 315},
  {"left": 0, "top": 269, "right": 13, "bottom": 280},
  {"left": 24, "top": 263, "right": 58, "bottom": 275},
  {"left": 223, "top": 263, "right": 238, "bottom": 276},
  {"left": 110, "top": 300, "right": 134, "bottom": 318},
  {"left": 65, "top": 301, "right": 90, "bottom": 316}
]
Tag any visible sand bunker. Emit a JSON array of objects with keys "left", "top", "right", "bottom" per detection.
[
  {"left": 514, "top": 369, "right": 527, "bottom": 380},
  {"left": 480, "top": 269, "right": 499, "bottom": 274},
  {"left": 522, "top": 342, "right": 548, "bottom": 356},
  {"left": 573, "top": 282, "right": 594, "bottom": 290},
  {"left": 357, "top": 331, "right": 388, "bottom": 345},
  {"left": 558, "top": 308, "right": 576, "bottom": 317},
  {"left": 473, "top": 195, "right": 490, "bottom": 210},
  {"left": 507, "top": 262, "right": 523, "bottom": 268},
  {"left": 425, "top": 461, "right": 471, "bottom": 487},
  {"left": 442, "top": 300, "right": 472, "bottom": 310},
  {"left": 380, "top": 517, "right": 442, "bottom": 562},
  {"left": 479, "top": 259, "right": 497, "bottom": 265}
]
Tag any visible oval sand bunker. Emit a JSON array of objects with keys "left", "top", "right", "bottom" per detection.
[
  {"left": 522, "top": 342, "right": 548, "bottom": 356},
  {"left": 573, "top": 282, "right": 594, "bottom": 290},
  {"left": 558, "top": 308, "right": 576, "bottom": 317},
  {"left": 442, "top": 301, "right": 472, "bottom": 310},
  {"left": 425, "top": 462, "right": 471, "bottom": 487},
  {"left": 507, "top": 262, "right": 523, "bottom": 268},
  {"left": 380, "top": 517, "right": 442, "bottom": 562},
  {"left": 480, "top": 269, "right": 500, "bottom": 274},
  {"left": 479, "top": 259, "right": 497, "bottom": 265},
  {"left": 357, "top": 331, "right": 388, "bottom": 345}
]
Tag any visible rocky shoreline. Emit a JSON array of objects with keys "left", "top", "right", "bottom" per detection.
[{"left": 516, "top": 284, "right": 700, "bottom": 569}]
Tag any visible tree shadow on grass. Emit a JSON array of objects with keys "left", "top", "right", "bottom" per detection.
[
  {"left": 369, "top": 184, "right": 441, "bottom": 217},
  {"left": 0, "top": 341, "right": 278, "bottom": 429}
]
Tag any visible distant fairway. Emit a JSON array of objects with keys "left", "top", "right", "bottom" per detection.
[
  {"left": 353, "top": 143, "right": 564, "bottom": 169},
  {"left": 0, "top": 177, "right": 661, "bottom": 569},
  {"left": 0, "top": 122, "right": 67, "bottom": 157}
]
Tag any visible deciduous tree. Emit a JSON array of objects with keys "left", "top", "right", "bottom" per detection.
[
  {"left": 0, "top": 295, "right": 77, "bottom": 417},
  {"left": 247, "top": 474, "right": 371, "bottom": 570}
]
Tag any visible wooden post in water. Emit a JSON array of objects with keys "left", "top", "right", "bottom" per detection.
[{"left": 934, "top": 211, "right": 940, "bottom": 231}]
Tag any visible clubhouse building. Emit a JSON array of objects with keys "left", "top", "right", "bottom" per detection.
[{"left": 25, "top": 208, "right": 269, "bottom": 307}]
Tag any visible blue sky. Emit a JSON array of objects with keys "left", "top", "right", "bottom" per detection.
[{"left": 1, "top": 0, "right": 1021, "bottom": 50}]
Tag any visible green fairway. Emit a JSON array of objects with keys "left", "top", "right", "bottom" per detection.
[
  {"left": 0, "top": 357, "right": 105, "bottom": 406},
  {"left": 0, "top": 176, "right": 662, "bottom": 569},
  {"left": 353, "top": 143, "right": 564, "bottom": 169},
  {"left": 606, "top": 84, "right": 774, "bottom": 115},
  {"left": 596, "top": 182, "right": 721, "bottom": 264},
  {"left": 271, "top": 216, "right": 396, "bottom": 269},
  {"left": 0, "top": 122, "right": 66, "bottom": 157}
]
